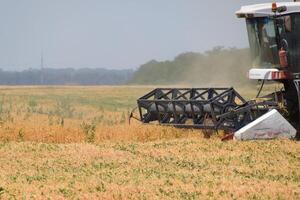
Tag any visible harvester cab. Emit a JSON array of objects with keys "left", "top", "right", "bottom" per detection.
[
  {"left": 236, "top": 2, "right": 300, "bottom": 133},
  {"left": 131, "top": 2, "right": 300, "bottom": 140}
]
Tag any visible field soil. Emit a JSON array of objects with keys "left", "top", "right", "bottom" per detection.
[{"left": 0, "top": 86, "right": 298, "bottom": 199}]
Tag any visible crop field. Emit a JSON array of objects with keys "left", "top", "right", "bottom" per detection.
[{"left": 0, "top": 86, "right": 298, "bottom": 199}]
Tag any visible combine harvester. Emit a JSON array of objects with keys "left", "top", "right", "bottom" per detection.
[{"left": 131, "top": 1, "right": 300, "bottom": 140}]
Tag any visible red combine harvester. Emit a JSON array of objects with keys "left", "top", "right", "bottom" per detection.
[{"left": 131, "top": 1, "right": 300, "bottom": 140}]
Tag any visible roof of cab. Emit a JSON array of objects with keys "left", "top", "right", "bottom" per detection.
[{"left": 236, "top": 2, "right": 300, "bottom": 18}]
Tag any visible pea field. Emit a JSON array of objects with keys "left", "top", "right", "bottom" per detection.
[{"left": 0, "top": 86, "right": 298, "bottom": 199}]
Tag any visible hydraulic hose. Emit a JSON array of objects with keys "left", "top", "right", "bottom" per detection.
[{"left": 256, "top": 80, "right": 265, "bottom": 98}]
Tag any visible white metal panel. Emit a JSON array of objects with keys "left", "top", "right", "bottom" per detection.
[
  {"left": 234, "top": 109, "right": 297, "bottom": 140},
  {"left": 248, "top": 68, "right": 279, "bottom": 80},
  {"left": 236, "top": 2, "right": 300, "bottom": 18}
]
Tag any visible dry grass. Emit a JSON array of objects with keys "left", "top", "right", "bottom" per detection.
[{"left": 0, "top": 86, "right": 298, "bottom": 199}]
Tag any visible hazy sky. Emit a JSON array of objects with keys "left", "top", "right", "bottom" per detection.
[{"left": 0, "top": 0, "right": 291, "bottom": 70}]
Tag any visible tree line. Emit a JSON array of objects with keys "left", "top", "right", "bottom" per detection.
[
  {"left": 129, "top": 47, "right": 254, "bottom": 87},
  {"left": 0, "top": 68, "right": 133, "bottom": 85},
  {"left": 0, "top": 47, "right": 253, "bottom": 86}
]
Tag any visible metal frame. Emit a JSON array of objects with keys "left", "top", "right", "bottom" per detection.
[{"left": 137, "top": 88, "right": 277, "bottom": 131}]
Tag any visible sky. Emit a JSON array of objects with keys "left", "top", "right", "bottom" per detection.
[{"left": 0, "top": 0, "right": 291, "bottom": 70}]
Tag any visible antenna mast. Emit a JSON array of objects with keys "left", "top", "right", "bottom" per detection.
[{"left": 40, "top": 51, "right": 44, "bottom": 85}]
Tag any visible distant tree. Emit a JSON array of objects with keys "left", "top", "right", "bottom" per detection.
[{"left": 129, "top": 47, "right": 254, "bottom": 87}]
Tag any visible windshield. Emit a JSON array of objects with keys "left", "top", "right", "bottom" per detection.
[{"left": 246, "top": 18, "right": 279, "bottom": 68}]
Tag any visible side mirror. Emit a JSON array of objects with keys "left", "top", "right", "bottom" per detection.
[{"left": 277, "top": 6, "right": 287, "bottom": 13}]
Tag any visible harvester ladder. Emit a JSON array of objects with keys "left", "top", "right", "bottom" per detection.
[{"left": 294, "top": 79, "right": 300, "bottom": 127}]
